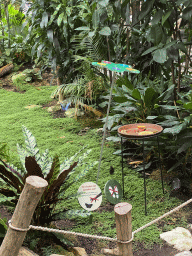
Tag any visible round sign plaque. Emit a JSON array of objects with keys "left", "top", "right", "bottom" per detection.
[
  {"left": 104, "top": 180, "right": 122, "bottom": 204},
  {"left": 78, "top": 182, "right": 102, "bottom": 211}
]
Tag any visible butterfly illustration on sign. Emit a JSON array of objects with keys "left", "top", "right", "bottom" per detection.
[
  {"left": 78, "top": 182, "right": 102, "bottom": 211},
  {"left": 109, "top": 186, "right": 119, "bottom": 198},
  {"left": 105, "top": 180, "right": 122, "bottom": 204}
]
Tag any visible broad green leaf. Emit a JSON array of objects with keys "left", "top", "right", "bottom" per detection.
[
  {"left": 144, "top": 88, "right": 157, "bottom": 107},
  {"left": 48, "top": 4, "right": 61, "bottom": 25},
  {"left": 183, "top": 6, "right": 192, "bottom": 20},
  {"left": 47, "top": 30, "right": 53, "bottom": 43},
  {"left": 150, "top": 25, "right": 163, "bottom": 45},
  {"left": 158, "top": 84, "right": 175, "bottom": 101},
  {"left": 158, "top": 105, "right": 180, "bottom": 110},
  {"left": 177, "top": 140, "right": 192, "bottom": 154},
  {"left": 98, "top": 0, "right": 109, "bottom": 7},
  {"left": 183, "top": 102, "right": 192, "bottom": 109},
  {"left": 37, "top": 44, "right": 44, "bottom": 58},
  {"left": 142, "top": 46, "right": 158, "bottom": 56},
  {"left": 164, "top": 40, "right": 177, "bottom": 49},
  {"left": 175, "top": 42, "right": 188, "bottom": 54},
  {"left": 57, "top": 13, "right": 64, "bottom": 26},
  {"left": 162, "top": 10, "right": 172, "bottom": 25},
  {"left": 106, "top": 136, "right": 121, "bottom": 142},
  {"left": 135, "top": 162, "right": 151, "bottom": 172},
  {"left": 99, "top": 27, "right": 111, "bottom": 36},
  {"left": 153, "top": 48, "right": 167, "bottom": 63},
  {"left": 139, "top": 0, "right": 154, "bottom": 21},
  {"left": 40, "top": 12, "right": 48, "bottom": 28},
  {"left": 113, "top": 96, "right": 127, "bottom": 103},
  {"left": 163, "top": 122, "right": 187, "bottom": 135},
  {"left": 92, "top": 9, "right": 100, "bottom": 29},
  {"left": 146, "top": 116, "right": 158, "bottom": 120},
  {"left": 151, "top": 10, "right": 163, "bottom": 25},
  {"left": 158, "top": 120, "right": 180, "bottom": 127},
  {"left": 132, "top": 89, "right": 141, "bottom": 100},
  {"left": 75, "top": 26, "right": 90, "bottom": 31}
]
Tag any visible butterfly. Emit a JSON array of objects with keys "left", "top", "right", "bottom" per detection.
[{"left": 60, "top": 102, "right": 71, "bottom": 111}]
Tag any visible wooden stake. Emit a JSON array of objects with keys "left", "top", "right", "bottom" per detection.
[
  {"left": 0, "top": 176, "right": 48, "bottom": 256},
  {"left": 114, "top": 202, "right": 133, "bottom": 256}
]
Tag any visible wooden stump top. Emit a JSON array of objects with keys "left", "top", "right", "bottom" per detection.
[
  {"left": 114, "top": 202, "right": 132, "bottom": 215},
  {"left": 26, "top": 176, "right": 48, "bottom": 188}
]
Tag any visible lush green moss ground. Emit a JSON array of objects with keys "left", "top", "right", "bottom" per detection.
[{"left": 0, "top": 84, "right": 188, "bottom": 246}]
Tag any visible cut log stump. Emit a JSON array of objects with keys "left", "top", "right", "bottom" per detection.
[{"left": 0, "top": 63, "right": 13, "bottom": 77}]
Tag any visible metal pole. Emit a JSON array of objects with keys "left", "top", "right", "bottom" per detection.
[
  {"left": 157, "top": 136, "right": 164, "bottom": 194},
  {"left": 121, "top": 136, "right": 124, "bottom": 197},
  {"left": 96, "top": 72, "right": 116, "bottom": 184},
  {"left": 143, "top": 140, "right": 147, "bottom": 215}
]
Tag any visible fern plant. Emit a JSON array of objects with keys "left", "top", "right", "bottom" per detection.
[
  {"left": 51, "top": 59, "right": 108, "bottom": 117},
  {"left": 0, "top": 126, "right": 95, "bottom": 225}
]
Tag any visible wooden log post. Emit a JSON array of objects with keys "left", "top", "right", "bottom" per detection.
[
  {"left": 114, "top": 202, "right": 133, "bottom": 256},
  {"left": 0, "top": 176, "right": 48, "bottom": 256}
]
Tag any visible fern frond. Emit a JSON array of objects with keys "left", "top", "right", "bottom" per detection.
[
  {"left": 21, "top": 126, "right": 40, "bottom": 158},
  {"left": 38, "top": 149, "right": 53, "bottom": 177}
]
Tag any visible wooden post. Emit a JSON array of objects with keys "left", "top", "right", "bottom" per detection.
[
  {"left": 0, "top": 176, "right": 48, "bottom": 256},
  {"left": 114, "top": 202, "right": 133, "bottom": 256}
]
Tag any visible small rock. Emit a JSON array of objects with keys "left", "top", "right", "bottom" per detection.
[
  {"left": 65, "top": 108, "right": 84, "bottom": 118},
  {"left": 101, "top": 248, "right": 119, "bottom": 255},
  {"left": 69, "top": 247, "right": 88, "bottom": 256},
  {"left": 18, "top": 246, "right": 39, "bottom": 256},
  {"left": 47, "top": 105, "right": 61, "bottom": 112},
  {"left": 160, "top": 227, "right": 192, "bottom": 251},
  {"left": 174, "top": 251, "right": 192, "bottom": 256}
]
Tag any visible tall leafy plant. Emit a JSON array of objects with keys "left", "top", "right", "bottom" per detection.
[
  {"left": 23, "top": 0, "right": 94, "bottom": 83},
  {"left": 0, "top": 126, "right": 95, "bottom": 225}
]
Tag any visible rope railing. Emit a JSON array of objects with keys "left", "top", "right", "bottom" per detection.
[
  {"left": 8, "top": 197, "right": 192, "bottom": 245},
  {"left": 1, "top": 176, "right": 191, "bottom": 256}
]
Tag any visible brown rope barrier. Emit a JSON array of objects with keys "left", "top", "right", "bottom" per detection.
[{"left": 8, "top": 198, "right": 192, "bottom": 244}]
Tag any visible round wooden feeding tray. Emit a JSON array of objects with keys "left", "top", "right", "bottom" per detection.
[{"left": 118, "top": 123, "right": 163, "bottom": 139}]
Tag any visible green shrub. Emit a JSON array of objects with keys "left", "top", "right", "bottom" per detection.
[{"left": 0, "top": 126, "right": 95, "bottom": 226}]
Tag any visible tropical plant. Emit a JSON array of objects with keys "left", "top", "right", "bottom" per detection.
[
  {"left": 51, "top": 58, "right": 108, "bottom": 116},
  {"left": 0, "top": 1, "right": 30, "bottom": 66},
  {"left": 100, "top": 74, "right": 175, "bottom": 131},
  {"left": 23, "top": 0, "right": 95, "bottom": 83},
  {"left": 99, "top": 74, "right": 192, "bottom": 186},
  {"left": 0, "top": 126, "right": 95, "bottom": 225}
]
